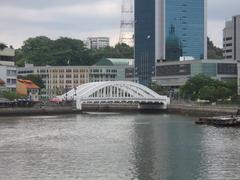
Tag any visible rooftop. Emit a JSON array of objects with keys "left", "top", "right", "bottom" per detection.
[
  {"left": 94, "top": 58, "right": 134, "bottom": 66},
  {"left": 18, "top": 79, "right": 39, "bottom": 89},
  {"left": 0, "top": 47, "right": 15, "bottom": 56}
]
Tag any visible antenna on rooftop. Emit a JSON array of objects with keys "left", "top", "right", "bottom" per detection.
[{"left": 119, "top": 0, "right": 134, "bottom": 46}]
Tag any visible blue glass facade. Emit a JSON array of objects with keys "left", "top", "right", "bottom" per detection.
[
  {"left": 165, "top": 0, "right": 205, "bottom": 60},
  {"left": 134, "top": 0, "right": 206, "bottom": 86},
  {"left": 134, "top": 0, "right": 155, "bottom": 86}
]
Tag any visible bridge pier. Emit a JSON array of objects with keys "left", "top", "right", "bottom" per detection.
[{"left": 76, "top": 99, "right": 82, "bottom": 110}]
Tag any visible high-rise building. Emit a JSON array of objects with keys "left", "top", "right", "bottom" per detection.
[
  {"left": 86, "top": 37, "right": 110, "bottom": 49},
  {"left": 223, "top": 15, "right": 240, "bottom": 60},
  {"left": 164, "top": 0, "right": 207, "bottom": 61},
  {"left": 134, "top": 0, "right": 156, "bottom": 86},
  {"left": 135, "top": 0, "right": 207, "bottom": 86},
  {"left": 119, "top": 0, "right": 134, "bottom": 46}
]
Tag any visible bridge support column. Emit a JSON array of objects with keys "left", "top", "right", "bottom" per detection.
[{"left": 76, "top": 99, "right": 82, "bottom": 110}]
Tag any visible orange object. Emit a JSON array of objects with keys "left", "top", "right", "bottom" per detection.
[{"left": 16, "top": 79, "right": 40, "bottom": 95}]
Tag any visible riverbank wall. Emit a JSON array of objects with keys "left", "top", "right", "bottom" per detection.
[
  {"left": 168, "top": 104, "right": 239, "bottom": 116},
  {"left": 0, "top": 106, "right": 80, "bottom": 116},
  {"left": 0, "top": 104, "right": 138, "bottom": 117},
  {"left": 0, "top": 103, "right": 239, "bottom": 117}
]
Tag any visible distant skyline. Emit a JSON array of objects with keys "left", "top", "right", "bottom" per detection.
[{"left": 0, "top": 0, "right": 239, "bottom": 48}]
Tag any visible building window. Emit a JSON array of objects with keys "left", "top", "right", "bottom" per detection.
[
  {"left": 156, "top": 64, "right": 191, "bottom": 76},
  {"left": 7, "top": 70, "right": 16, "bottom": 76},
  {"left": 225, "top": 49, "right": 232, "bottom": 53},
  {"left": 0, "top": 56, "right": 14, "bottom": 61},
  {"left": 74, "top": 74, "right": 78, "bottom": 78},
  {"left": 225, "top": 37, "right": 232, "bottom": 41},
  {"left": 66, "top": 74, "right": 72, "bottom": 78},
  {"left": 218, "top": 63, "right": 237, "bottom": 75}
]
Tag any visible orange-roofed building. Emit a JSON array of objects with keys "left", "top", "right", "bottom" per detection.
[{"left": 16, "top": 79, "right": 40, "bottom": 101}]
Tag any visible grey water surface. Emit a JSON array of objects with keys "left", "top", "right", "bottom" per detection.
[{"left": 0, "top": 113, "right": 240, "bottom": 180}]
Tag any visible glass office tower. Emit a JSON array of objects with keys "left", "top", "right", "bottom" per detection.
[
  {"left": 135, "top": 0, "right": 207, "bottom": 86},
  {"left": 134, "top": 0, "right": 155, "bottom": 86},
  {"left": 165, "top": 0, "right": 206, "bottom": 60}
]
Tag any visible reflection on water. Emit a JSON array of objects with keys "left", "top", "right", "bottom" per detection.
[{"left": 0, "top": 113, "right": 240, "bottom": 179}]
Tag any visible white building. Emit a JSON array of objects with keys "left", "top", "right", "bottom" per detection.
[
  {"left": 86, "top": 37, "right": 110, "bottom": 49},
  {"left": 0, "top": 47, "right": 15, "bottom": 66},
  {"left": 0, "top": 66, "right": 17, "bottom": 91},
  {"left": 0, "top": 47, "right": 16, "bottom": 91},
  {"left": 223, "top": 15, "right": 240, "bottom": 60},
  {"left": 17, "top": 59, "right": 134, "bottom": 97}
]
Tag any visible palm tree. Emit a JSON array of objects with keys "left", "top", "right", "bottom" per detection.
[{"left": 0, "top": 43, "right": 7, "bottom": 50}]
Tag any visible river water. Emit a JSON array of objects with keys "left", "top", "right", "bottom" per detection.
[{"left": 0, "top": 113, "right": 240, "bottom": 180}]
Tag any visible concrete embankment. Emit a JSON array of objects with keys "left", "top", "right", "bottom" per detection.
[
  {"left": 168, "top": 104, "right": 239, "bottom": 117},
  {"left": 0, "top": 106, "right": 81, "bottom": 116},
  {"left": 0, "top": 103, "right": 239, "bottom": 117},
  {"left": 0, "top": 104, "right": 139, "bottom": 117}
]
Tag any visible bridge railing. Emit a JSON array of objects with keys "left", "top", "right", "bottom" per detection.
[{"left": 78, "top": 97, "right": 168, "bottom": 103}]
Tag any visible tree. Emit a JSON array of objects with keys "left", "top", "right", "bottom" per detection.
[
  {"left": 198, "top": 86, "right": 217, "bottom": 102},
  {"left": 20, "top": 36, "right": 53, "bottom": 66},
  {"left": 88, "top": 43, "right": 134, "bottom": 63},
  {"left": 0, "top": 91, "right": 25, "bottom": 101},
  {"left": 15, "top": 49, "right": 25, "bottom": 67},
  {"left": 215, "top": 86, "right": 232, "bottom": 101},
  {"left": 0, "top": 43, "right": 7, "bottom": 50},
  {"left": 223, "top": 79, "right": 237, "bottom": 97},
  {"left": 207, "top": 37, "right": 224, "bottom": 59},
  {"left": 15, "top": 37, "right": 134, "bottom": 67},
  {"left": 180, "top": 74, "right": 219, "bottom": 100},
  {"left": 180, "top": 74, "right": 237, "bottom": 102},
  {"left": 52, "top": 37, "right": 93, "bottom": 66},
  {"left": 150, "top": 82, "right": 170, "bottom": 95}
]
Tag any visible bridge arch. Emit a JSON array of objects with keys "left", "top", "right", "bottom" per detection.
[{"left": 58, "top": 81, "right": 170, "bottom": 110}]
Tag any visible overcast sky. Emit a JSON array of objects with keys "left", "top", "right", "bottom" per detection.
[{"left": 0, "top": 0, "right": 239, "bottom": 48}]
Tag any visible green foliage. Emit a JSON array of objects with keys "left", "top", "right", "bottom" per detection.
[
  {"left": 207, "top": 37, "right": 224, "bottom": 59},
  {"left": 15, "top": 49, "right": 26, "bottom": 67},
  {"left": 180, "top": 74, "right": 237, "bottom": 102},
  {"left": 198, "top": 86, "right": 217, "bottom": 102},
  {"left": 150, "top": 82, "right": 170, "bottom": 95},
  {"left": 0, "top": 43, "right": 7, "bottom": 50},
  {"left": 0, "top": 91, "right": 25, "bottom": 101},
  {"left": 15, "top": 36, "right": 134, "bottom": 66},
  {"left": 18, "top": 74, "right": 45, "bottom": 89},
  {"left": 223, "top": 79, "right": 237, "bottom": 96}
]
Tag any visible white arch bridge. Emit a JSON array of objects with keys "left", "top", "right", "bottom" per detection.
[{"left": 58, "top": 81, "right": 170, "bottom": 110}]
